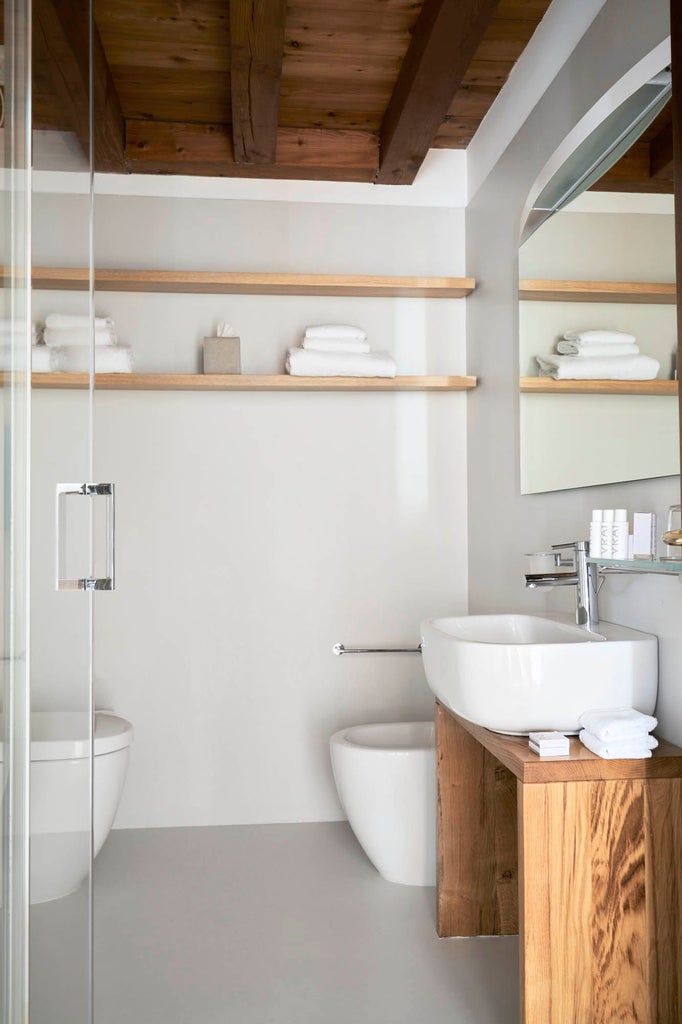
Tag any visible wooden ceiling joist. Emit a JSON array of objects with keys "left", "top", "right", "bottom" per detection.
[
  {"left": 125, "top": 120, "right": 378, "bottom": 181},
  {"left": 376, "top": 0, "right": 501, "bottom": 185},
  {"left": 229, "top": 0, "right": 287, "bottom": 164},
  {"left": 34, "top": 0, "right": 127, "bottom": 173},
  {"left": 650, "top": 122, "right": 673, "bottom": 179}
]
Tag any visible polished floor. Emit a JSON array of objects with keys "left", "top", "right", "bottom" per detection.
[{"left": 31, "top": 822, "right": 518, "bottom": 1024}]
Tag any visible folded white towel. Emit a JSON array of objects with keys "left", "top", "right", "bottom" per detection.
[
  {"left": 579, "top": 729, "right": 658, "bottom": 759},
  {"left": 44, "top": 325, "right": 117, "bottom": 348},
  {"left": 578, "top": 707, "right": 657, "bottom": 741},
  {"left": 302, "top": 336, "right": 371, "bottom": 354},
  {"left": 45, "top": 314, "right": 113, "bottom": 331},
  {"left": 304, "top": 324, "right": 367, "bottom": 342},
  {"left": 563, "top": 329, "right": 636, "bottom": 346},
  {"left": 52, "top": 344, "right": 133, "bottom": 373},
  {"left": 0, "top": 343, "right": 53, "bottom": 371},
  {"left": 0, "top": 320, "right": 40, "bottom": 341},
  {"left": 557, "top": 341, "right": 640, "bottom": 357},
  {"left": 286, "top": 347, "right": 396, "bottom": 378},
  {"left": 535, "top": 354, "right": 660, "bottom": 380}
]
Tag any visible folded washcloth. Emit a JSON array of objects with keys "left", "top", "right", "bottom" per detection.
[
  {"left": 44, "top": 325, "right": 117, "bottom": 347},
  {"left": 302, "top": 336, "right": 371, "bottom": 354},
  {"left": 304, "top": 324, "right": 367, "bottom": 342},
  {"left": 557, "top": 340, "right": 640, "bottom": 357},
  {"left": 535, "top": 354, "right": 660, "bottom": 380},
  {"left": 579, "top": 729, "right": 658, "bottom": 759},
  {"left": 51, "top": 344, "right": 133, "bottom": 373},
  {"left": 563, "top": 329, "right": 636, "bottom": 346},
  {"left": 578, "top": 707, "right": 657, "bottom": 741},
  {"left": 44, "top": 314, "right": 113, "bottom": 331},
  {"left": 286, "top": 347, "right": 396, "bottom": 378}
]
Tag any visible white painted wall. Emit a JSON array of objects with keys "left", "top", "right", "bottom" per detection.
[
  {"left": 465, "top": 1, "right": 682, "bottom": 740},
  {"left": 29, "top": 195, "right": 469, "bottom": 828}
]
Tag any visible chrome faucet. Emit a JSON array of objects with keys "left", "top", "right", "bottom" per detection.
[{"left": 525, "top": 540, "right": 600, "bottom": 629}]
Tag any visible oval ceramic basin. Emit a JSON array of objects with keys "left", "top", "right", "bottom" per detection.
[{"left": 420, "top": 613, "right": 658, "bottom": 735}]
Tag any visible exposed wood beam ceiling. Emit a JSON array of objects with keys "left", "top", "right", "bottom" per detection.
[
  {"left": 377, "top": 0, "right": 502, "bottom": 185},
  {"left": 229, "top": 0, "right": 287, "bottom": 164}
]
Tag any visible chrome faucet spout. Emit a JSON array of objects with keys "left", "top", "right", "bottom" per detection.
[{"left": 524, "top": 541, "right": 599, "bottom": 629}]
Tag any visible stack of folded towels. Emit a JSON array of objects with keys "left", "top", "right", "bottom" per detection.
[
  {"left": 33, "top": 314, "right": 133, "bottom": 373},
  {"left": 286, "top": 324, "right": 397, "bottom": 378},
  {"left": 578, "top": 707, "right": 658, "bottom": 759},
  {"left": 0, "top": 319, "right": 42, "bottom": 370},
  {"left": 536, "top": 329, "right": 660, "bottom": 380}
]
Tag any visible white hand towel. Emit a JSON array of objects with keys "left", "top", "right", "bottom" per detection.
[
  {"left": 286, "top": 347, "right": 396, "bottom": 378},
  {"left": 0, "top": 320, "right": 40, "bottom": 341},
  {"left": 578, "top": 707, "right": 657, "bottom": 741},
  {"left": 302, "top": 336, "right": 371, "bottom": 354},
  {"left": 52, "top": 344, "right": 133, "bottom": 373},
  {"left": 556, "top": 340, "right": 639, "bottom": 357},
  {"left": 579, "top": 729, "right": 658, "bottom": 759},
  {"left": 304, "top": 324, "right": 367, "bottom": 342},
  {"left": 535, "top": 354, "right": 660, "bottom": 380},
  {"left": 45, "top": 314, "right": 113, "bottom": 331},
  {"left": 44, "top": 325, "right": 117, "bottom": 347},
  {"left": 563, "top": 329, "right": 636, "bottom": 345},
  {"left": 32, "top": 345, "right": 53, "bottom": 372}
]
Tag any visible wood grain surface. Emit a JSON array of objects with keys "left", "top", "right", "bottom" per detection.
[
  {"left": 520, "top": 378, "right": 678, "bottom": 396},
  {"left": 11, "top": 373, "right": 478, "bottom": 393}
]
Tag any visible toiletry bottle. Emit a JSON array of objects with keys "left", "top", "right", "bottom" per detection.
[
  {"left": 589, "top": 510, "right": 603, "bottom": 557},
  {"left": 612, "top": 509, "right": 628, "bottom": 559},
  {"left": 601, "top": 509, "right": 614, "bottom": 558}
]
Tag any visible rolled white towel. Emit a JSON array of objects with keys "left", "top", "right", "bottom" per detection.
[
  {"left": 45, "top": 314, "right": 114, "bottom": 331},
  {"left": 535, "top": 354, "right": 659, "bottom": 380},
  {"left": 44, "top": 325, "right": 117, "bottom": 347},
  {"left": 578, "top": 708, "right": 657, "bottom": 741},
  {"left": 32, "top": 345, "right": 54, "bottom": 372},
  {"left": 557, "top": 340, "right": 640, "bottom": 357},
  {"left": 52, "top": 344, "right": 133, "bottom": 373},
  {"left": 579, "top": 729, "right": 658, "bottom": 759},
  {"left": 563, "top": 329, "right": 636, "bottom": 346},
  {"left": 304, "top": 324, "right": 367, "bottom": 342},
  {"left": 286, "top": 347, "right": 396, "bottom": 378},
  {"left": 302, "top": 336, "right": 371, "bottom": 354},
  {"left": 0, "top": 321, "right": 40, "bottom": 342}
]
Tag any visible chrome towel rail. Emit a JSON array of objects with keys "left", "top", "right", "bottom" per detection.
[{"left": 333, "top": 642, "right": 423, "bottom": 656}]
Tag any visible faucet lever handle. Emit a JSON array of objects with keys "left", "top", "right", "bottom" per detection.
[{"left": 551, "top": 540, "right": 587, "bottom": 551}]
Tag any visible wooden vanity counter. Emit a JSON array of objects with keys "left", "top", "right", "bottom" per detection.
[{"left": 436, "top": 702, "right": 682, "bottom": 1024}]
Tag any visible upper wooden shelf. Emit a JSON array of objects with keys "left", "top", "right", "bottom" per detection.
[
  {"left": 519, "top": 279, "right": 676, "bottom": 304},
  {"left": 12, "top": 373, "right": 477, "bottom": 393},
  {"left": 520, "top": 377, "right": 677, "bottom": 395},
  {"left": 14, "top": 267, "right": 476, "bottom": 299}
]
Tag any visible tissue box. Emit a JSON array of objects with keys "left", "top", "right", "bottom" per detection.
[{"left": 203, "top": 336, "right": 241, "bottom": 374}]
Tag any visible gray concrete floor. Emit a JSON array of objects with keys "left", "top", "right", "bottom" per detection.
[{"left": 31, "top": 822, "right": 519, "bottom": 1024}]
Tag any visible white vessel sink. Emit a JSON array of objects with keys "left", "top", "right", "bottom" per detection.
[{"left": 420, "top": 614, "right": 658, "bottom": 735}]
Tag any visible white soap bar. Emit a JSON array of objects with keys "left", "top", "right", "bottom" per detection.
[
  {"left": 529, "top": 741, "right": 570, "bottom": 757},
  {"left": 529, "top": 731, "right": 568, "bottom": 744}
]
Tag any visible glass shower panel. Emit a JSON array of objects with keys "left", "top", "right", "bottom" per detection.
[
  {"left": 1, "top": 1, "right": 32, "bottom": 1021},
  {"left": 27, "top": 3, "right": 96, "bottom": 1022}
]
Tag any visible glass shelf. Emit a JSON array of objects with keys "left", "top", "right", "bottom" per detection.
[{"left": 587, "top": 556, "right": 682, "bottom": 575}]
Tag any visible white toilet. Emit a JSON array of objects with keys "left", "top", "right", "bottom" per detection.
[
  {"left": 0, "top": 710, "right": 133, "bottom": 903},
  {"left": 330, "top": 721, "right": 436, "bottom": 886}
]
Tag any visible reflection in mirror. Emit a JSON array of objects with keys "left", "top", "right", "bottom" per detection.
[{"left": 519, "top": 76, "right": 680, "bottom": 495}]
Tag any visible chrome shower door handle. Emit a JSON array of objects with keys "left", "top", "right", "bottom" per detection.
[{"left": 56, "top": 483, "right": 115, "bottom": 591}]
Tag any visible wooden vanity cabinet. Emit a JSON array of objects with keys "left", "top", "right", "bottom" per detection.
[{"left": 436, "top": 702, "right": 682, "bottom": 1024}]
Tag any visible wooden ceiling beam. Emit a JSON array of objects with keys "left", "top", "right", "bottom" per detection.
[
  {"left": 376, "top": 0, "right": 501, "bottom": 185},
  {"left": 229, "top": 0, "right": 287, "bottom": 164},
  {"left": 650, "top": 121, "right": 674, "bottom": 179},
  {"left": 34, "top": 0, "right": 127, "bottom": 173},
  {"left": 125, "top": 120, "right": 378, "bottom": 182}
]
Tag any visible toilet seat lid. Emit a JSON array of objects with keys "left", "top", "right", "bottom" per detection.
[{"left": 0, "top": 711, "right": 133, "bottom": 762}]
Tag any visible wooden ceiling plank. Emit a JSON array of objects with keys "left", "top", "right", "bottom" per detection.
[
  {"left": 650, "top": 122, "right": 674, "bottom": 179},
  {"left": 229, "top": 0, "right": 287, "bottom": 164},
  {"left": 376, "top": 0, "right": 501, "bottom": 185},
  {"left": 34, "top": 0, "right": 127, "bottom": 172},
  {"left": 125, "top": 120, "right": 378, "bottom": 181}
]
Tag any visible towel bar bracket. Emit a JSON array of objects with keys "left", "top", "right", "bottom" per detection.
[{"left": 333, "top": 642, "right": 423, "bottom": 656}]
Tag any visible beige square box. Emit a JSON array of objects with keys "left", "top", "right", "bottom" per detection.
[{"left": 203, "top": 336, "right": 241, "bottom": 374}]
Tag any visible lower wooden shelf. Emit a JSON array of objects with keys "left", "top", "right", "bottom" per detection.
[
  {"left": 9, "top": 372, "right": 477, "bottom": 392},
  {"left": 520, "top": 376, "right": 678, "bottom": 395}
]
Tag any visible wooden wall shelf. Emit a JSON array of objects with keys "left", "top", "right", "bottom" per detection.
[
  {"left": 10, "top": 267, "right": 476, "bottom": 299},
  {"left": 520, "top": 377, "right": 677, "bottom": 395},
  {"left": 11, "top": 373, "right": 477, "bottom": 393},
  {"left": 519, "top": 279, "right": 676, "bottom": 304}
]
